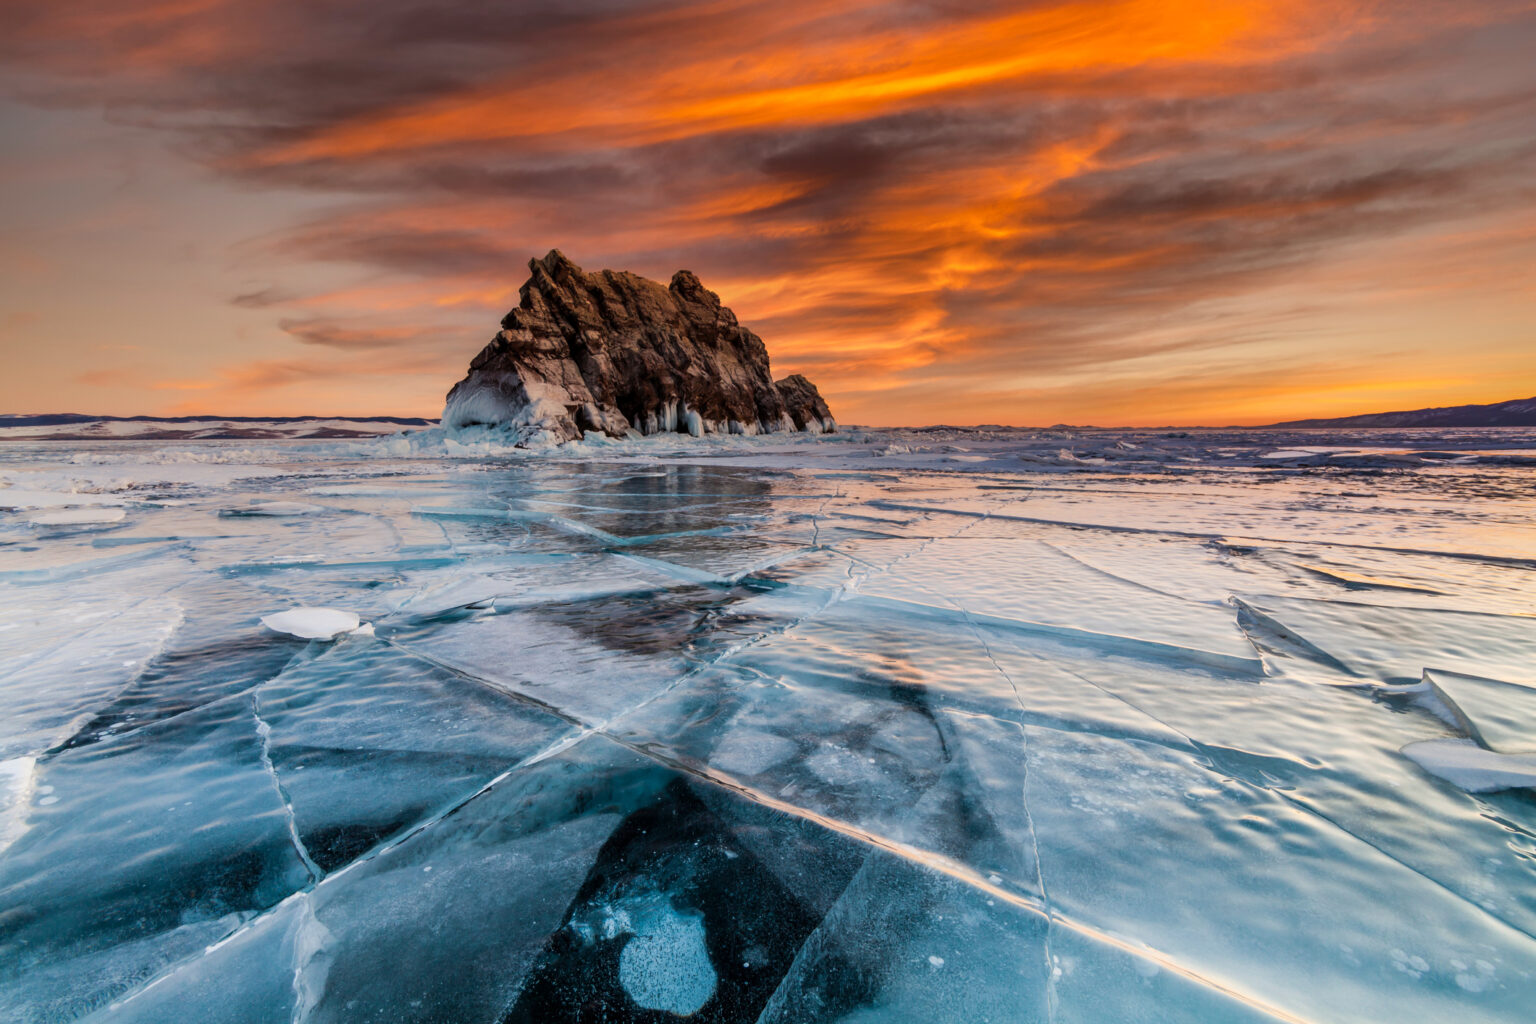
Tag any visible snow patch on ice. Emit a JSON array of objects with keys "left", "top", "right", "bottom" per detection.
[
  {"left": 260, "top": 607, "right": 364, "bottom": 640},
  {"left": 289, "top": 895, "right": 337, "bottom": 1020},
  {"left": 563, "top": 888, "right": 717, "bottom": 1015}
]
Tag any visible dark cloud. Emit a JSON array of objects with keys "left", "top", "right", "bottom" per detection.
[
  {"left": 278, "top": 318, "right": 456, "bottom": 351},
  {"left": 230, "top": 286, "right": 291, "bottom": 308}
]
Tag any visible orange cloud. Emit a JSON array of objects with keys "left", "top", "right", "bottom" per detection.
[
  {"left": 251, "top": 1, "right": 1344, "bottom": 168},
  {"left": 3, "top": 0, "right": 1534, "bottom": 423}
]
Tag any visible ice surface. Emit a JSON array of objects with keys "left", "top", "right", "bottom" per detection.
[{"left": 2, "top": 424, "right": 1535, "bottom": 1022}]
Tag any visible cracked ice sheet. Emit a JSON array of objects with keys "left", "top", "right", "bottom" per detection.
[
  {"left": 0, "top": 561, "right": 188, "bottom": 758},
  {"left": 980, "top": 629, "right": 1536, "bottom": 936},
  {"left": 4, "top": 433, "right": 1536, "bottom": 1023},
  {"left": 380, "top": 578, "right": 773, "bottom": 725},
  {"left": 376, "top": 551, "right": 697, "bottom": 617},
  {"left": 1023, "top": 725, "right": 1536, "bottom": 1023},
  {"left": 875, "top": 472, "right": 1536, "bottom": 564},
  {"left": 252, "top": 637, "right": 574, "bottom": 872},
  {"left": 609, "top": 602, "right": 1206, "bottom": 891},
  {"left": 93, "top": 735, "right": 875, "bottom": 1024},
  {"left": 827, "top": 536, "right": 1261, "bottom": 671},
  {"left": 0, "top": 693, "right": 310, "bottom": 1022}
]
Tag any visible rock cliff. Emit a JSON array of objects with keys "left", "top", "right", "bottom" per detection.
[{"left": 443, "top": 251, "right": 836, "bottom": 441}]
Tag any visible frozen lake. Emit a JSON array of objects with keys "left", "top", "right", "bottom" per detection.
[{"left": 1, "top": 425, "right": 1535, "bottom": 1022}]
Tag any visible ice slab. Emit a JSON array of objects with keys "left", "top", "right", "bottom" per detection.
[
  {"left": 0, "top": 755, "right": 36, "bottom": 854},
  {"left": 0, "top": 489, "right": 127, "bottom": 510},
  {"left": 502, "top": 751, "right": 869, "bottom": 1024},
  {"left": 757, "top": 847, "right": 1053, "bottom": 1024},
  {"left": 260, "top": 607, "right": 363, "bottom": 640},
  {"left": 1402, "top": 739, "right": 1536, "bottom": 793},
  {"left": 1420, "top": 669, "right": 1536, "bottom": 753},
  {"left": 773, "top": 536, "right": 1263, "bottom": 672},
  {"left": 0, "top": 572, "right": 186, "bottom": 758}
]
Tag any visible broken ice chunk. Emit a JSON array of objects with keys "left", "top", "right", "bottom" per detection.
[
  {"left": 260, "top": 607, "right": 363, "bottom": 640},
  {"left": 1419, "top": 669, "right": 1536, "bottom": 753},
  {"left": 0, "top": 489, "right": 126, "bottom": 510},
  {"left": 1402, "top": 739, "right": 1536, "bottom": 793}
]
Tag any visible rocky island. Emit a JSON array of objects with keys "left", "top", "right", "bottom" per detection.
[{"left": 444, "top": 250, "right": 835, "bottom": 441}]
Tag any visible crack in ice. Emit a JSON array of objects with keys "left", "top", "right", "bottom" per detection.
[{"left": 251, "top": 692, "right": 322, "bottom": 884}]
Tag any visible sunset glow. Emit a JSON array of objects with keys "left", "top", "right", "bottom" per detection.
[{"left": 2, "top": 0, "right": 1534, "bottom": 423}]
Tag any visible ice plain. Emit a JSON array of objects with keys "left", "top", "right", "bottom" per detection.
[{"left": 1, "top": 423, "right": 1535, "bottom": 1023}]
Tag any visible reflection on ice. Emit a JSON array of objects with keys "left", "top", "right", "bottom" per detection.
[{"left": 1, "top": 427, "right": 1535, "bottom": 1022}]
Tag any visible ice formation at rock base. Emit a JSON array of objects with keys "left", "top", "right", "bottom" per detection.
[{"left": 0, "top": 424, "right": 1534, "bottom": 1022}]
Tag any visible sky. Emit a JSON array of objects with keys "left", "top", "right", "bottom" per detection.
[{"left": 1, "top": 0, "right": 1534, "bottom": 427}]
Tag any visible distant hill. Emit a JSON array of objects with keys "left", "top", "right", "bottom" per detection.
[{"left": 1265, "top": 395, "right": 1536, "bottom": 428}]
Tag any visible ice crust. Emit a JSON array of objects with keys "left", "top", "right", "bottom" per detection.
[{"left": 2, "top": 425, "right": 1536, "bottom": 1022}]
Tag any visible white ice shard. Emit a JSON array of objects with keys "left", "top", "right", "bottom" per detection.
[
  {"left": 260, "top": 607, "right": 363, "bottom": 640},
  {"left": 27, "top": 508, "right": 127, "bottom": 526},
  {"left": 1419, "top": 668, "right": 1536, "bottom": 753}
]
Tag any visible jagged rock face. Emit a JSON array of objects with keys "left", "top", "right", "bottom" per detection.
[{"left": 444, "top": 250, "right": 836, "bottom": 441}]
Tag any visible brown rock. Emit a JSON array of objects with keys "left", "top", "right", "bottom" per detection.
[{"left": 443, "top": 251, "right": 835, "bottom": 441}]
